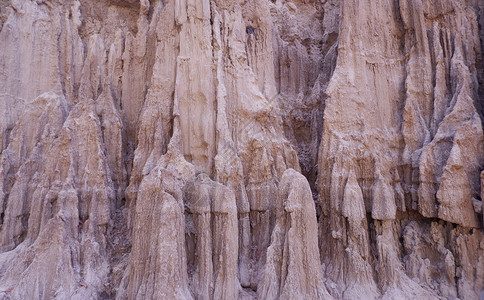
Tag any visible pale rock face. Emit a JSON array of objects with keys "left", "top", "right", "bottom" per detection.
[
  {"left": 258, "top": 169, "right": 332, "bottom": 300},
  {"left": 119, "top": 164, "right": 192, "bottom": 299},
  {"left": 184, "top": 174, "right": 239, "bottom": 300},
  {"left": 0, "top": 0, "right": 484, "bottom": 299},
  {"left": 0, "top": 97, "right": 115, "bottom": 299}
]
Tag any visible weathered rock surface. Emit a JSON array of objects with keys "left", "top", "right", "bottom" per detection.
[
  {"left": 258, "top": 169, "right": 332, "bottom": 300},
  {"left": 0, "top": 0, "right": 483, "bottom": 299}
]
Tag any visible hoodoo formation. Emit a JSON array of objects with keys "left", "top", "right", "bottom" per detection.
[{"left": 0, "top": 0, "right": 484, "bottom": 299}]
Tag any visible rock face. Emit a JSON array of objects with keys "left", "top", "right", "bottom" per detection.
[
  {"left": 0, "top": 0, "right": 483, "bottom": 299},
  {"left": 258, "top": 169, "right": 332, "bottom": 300}
]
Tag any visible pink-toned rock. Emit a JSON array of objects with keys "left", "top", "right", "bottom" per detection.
[{"left": 0, "top": 0, "right": 483, "bottom": 299}]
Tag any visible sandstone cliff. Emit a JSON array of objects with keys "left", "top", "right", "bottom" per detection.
[{"left": 0, "top": 0, "right": 483, "bottom": 299}]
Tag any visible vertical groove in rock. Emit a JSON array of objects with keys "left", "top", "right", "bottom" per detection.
[{"left": 185, "top": 174, "right": 239, "bottom": 299}]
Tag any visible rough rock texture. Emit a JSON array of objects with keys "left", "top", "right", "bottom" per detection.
[
  {"left": 258, "top": 169, "right": 332, "bottom": 299},
  {"left": 0, "top": 0, "right": 484, "bottom": 299}
]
